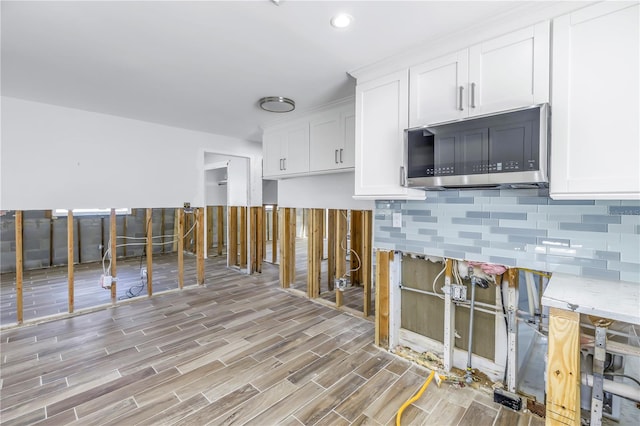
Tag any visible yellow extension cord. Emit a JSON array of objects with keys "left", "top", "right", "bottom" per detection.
[{"left": 395, "top": 370, "right": 435, "bottom": 426}]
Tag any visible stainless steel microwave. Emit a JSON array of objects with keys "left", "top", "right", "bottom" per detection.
[{"left": 403, "top": 104, "right": 549, "bottom": 190}]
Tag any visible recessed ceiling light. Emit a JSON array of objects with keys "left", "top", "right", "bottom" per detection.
[
  {"left": 330, "top": 13, "right": 353, "bottom": 29},
  {"left": 259, "top": 96, "right": 295, "bottom": 113}
]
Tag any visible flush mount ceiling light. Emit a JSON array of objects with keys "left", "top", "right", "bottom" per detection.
[
  {"left": 330, "top": 13, "right": 353, "bottom": 29},
  {"left": 259, "top": 96, "right": 295, "bottom": 113}
]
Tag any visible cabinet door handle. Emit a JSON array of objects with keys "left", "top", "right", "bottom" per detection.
[
  {"left": 335, "top": 149, "right": 338, "bottom": 164},
  {"left": 283, "top": 158, "right": 286, "bottom": 170},
  {"left": 400, "top": 166, "right": 407, "bottom": 186},
  {"left": 280, "top": 158, "right": 284, "bottom": 170},
  {"left": 458, "top": 86, "right": 464, "bottom": 111},
  {"left": 339, "top": 149, "right": 343, "bottom": 163},
  {"left": 471, "top": 82, "right": 476, "bottom": 108}
]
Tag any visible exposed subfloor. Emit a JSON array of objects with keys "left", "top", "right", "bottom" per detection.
[{"left": 0, "top": 257, "right": 544, "bottom": 426}]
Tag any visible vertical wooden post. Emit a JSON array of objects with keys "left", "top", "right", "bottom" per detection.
[
  {"left": 256, "top": 206, "right": 263, "bottom": 273},
  {"left": 146, "top": 208, "right": 153, "bottom": 297},
  {"left": 262, "top": 206, "right": 267, "bottom": 263},
  {"left": 15, "top": 210, "right": 23, "bottom": 324},
  {"left": 307, "top": 209, "right": 323, "bottom": 298},
  {"left": 216, "top": 206, "right": 224, "bottom": 256},
  {"left": 327, "top": 210, "right": 336, "bottom": 291},
  {"left": 272, "top": 205, "right": 278, "bottom": 264},
  {"left": 375, "top": 250, "right": 391, "bottom": 347},
  {"left": 172, "top": 209, "right": 179, "bottom": 252},
  {"left": 228, "top": 206, "right": 238, "bottom": 266},
  {"left": 161, "top": 209, "right": 166, "bottom": 254},
  {"left": 506, "top": 268, "right": 519, "bottom": 392},
  {"left": 110, "top": 209, "right": 117, "bottom": 305},
  {"left": 288, "top": 208, "right": 296, "bottom": 286},
  {"left": 196, "top": 207, "right": 205, "bottom": 285},
  {"left": 207, "top": 206, "right": 214, "bottom": 250},
  {"left": 335, "top": 209, "right": 347, "bottom": 307},
  {"left": 67, "top": 210, "right": 74, "bottom": 313},
  {"left": 178, "top": 208, "right": 184, "bottom": 289},
  {"left": 278, "top": 208, "right": 288, "bottom": 287},
  {"left": 546, "top": 307, "right": 581, "bottom": 426},
  {"left": 350, "top": 210, "right": 363, "bottom": 285},
  {"left": 362, "top": 210, "right": 372, "bottom": 317},
  {"left": 240, "top": 207, "right": 247, "bottom": 268},
  {"left": 443, "top": 259, "right": 455, "bottom": 372},
  {"left": 123, "top": 213, "right": 128, "bottom": 257}
]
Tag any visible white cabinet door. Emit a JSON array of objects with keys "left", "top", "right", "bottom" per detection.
[
  {"left": 340, "top": 109, "right": 355, "bottom": 169},
  {"left": 282, "top": 123, "right": 310, "bottom": 176},
  {"left": 263, "top": 129, "right": 286, "bottom": 178},
  {"left": 309, "top": 110, "right": 341, "bottom": 172},
  {"left": 409, "top": 50, "right": 468, "bottom": 127},
  {"left": 550, "top": 2, "right": 639, "bottom": 200},
  {"left": 468, "top": 21, "right": 549, "bottom": 117},
  {"left": 355, "top": 70, "right": 425, "bottom": 200}
]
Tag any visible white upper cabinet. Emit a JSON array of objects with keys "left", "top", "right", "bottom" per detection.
[
  {"left": 262, "top": 123, "right": 309, "bottom": 178},
  {"left": 550, "top": 2, "right": 639, "bottom": 200},
  {"left": 262, "top": 99, "right": 354, "bottom": 179},
  {"left": 309, "top": 104, "right": 355, "bottom": 172},
  {"left": 355, "top": 70, "right": 425, "bottom": 200},
  {"left": 409, "top": 22, "right": 550, "bottom": 128}
]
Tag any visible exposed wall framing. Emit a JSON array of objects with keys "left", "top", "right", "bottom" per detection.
[
  {"left": 250, "top": 206, "right": 264, "bottom": 274},
  {"left": 15, "top": 210, "right": 23, "bottom": 324},
  {"left": 375, "top": 249, "right": 391, "bottom": 347},
  {"left": 228, "top": 206, "right": 238, "bottom": 267},
  {"left": 67, "top": 210, "right": 74, "bottom": 313},
  {"left": 278, "top": 208, "right": 296, "bottom": 288},
  {"left": 306, "top": 209, "right": 323, "bottom": 298},
  {"left": 240, "top": 207, "right": 247, "bottom": 268},
  {"left": 109, "top": 209, "right": 117, "bottom": 304},
  {"left": 146, "top": 208, "right": 153, "bottom": 296},
  {"left": 196, "top": 207, "right": 205, "bottom": 285}
]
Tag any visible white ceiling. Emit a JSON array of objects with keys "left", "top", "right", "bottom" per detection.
[{"left": 2, "top": 1, "right": 537, "bottom": 142}]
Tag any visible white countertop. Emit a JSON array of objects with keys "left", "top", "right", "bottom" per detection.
[{"left": 541, "top": 272, "right": 640, "bottom": 325}]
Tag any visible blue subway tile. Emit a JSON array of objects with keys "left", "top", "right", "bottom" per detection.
[
  {"left": 609, "top": 205, "right": 640, "bottom": 215},
  {"left": 444, "top": 197, "right": 475, "bottom": 204},
  {"left": 558, "top": 223, "right": 608, "bottom": 233},
  {"left": 482, "top": 219, "right": 500, "bottom": 226},
  {"left": 440, "top": 243, "right": 482, "bottom": 254},
  {"left": 509, "top": 235, "right": 538, "bottom": 244},
  {"left": 467, "top": 211, "right": 490, "bottom": 219},
  {"left": 490, "top": 226, "right": 547, "bottom": 237},
  {"left": 582, "top": 215, "right": 622, "bottom": 224},
  {"left": 537, "top": 237, "right": 571, "bottom": 247},
  {"left": 518, "top": 197, "right": 549, "bottom": 205},
  {"left": 548, "top": 199, "right": 595, "bottom": 206},
  {"left": 593, "top": 251, "right": 621, "bottom": 261},
  {"left": 402, "top": 209, "right": 432, "bottom": 216},
  {"left": 410, "top": 216, "right": 438, "bottom": 223},
  {"left": 452, "top": 218, "right": 483, "bottom": 226},
  {"left": 417, "top": 229, "right": 438, "bottom": 236},
  {"left": 443, "top": 250, "right": 466, "bottom": 260},
  {"left": 581, "top": 267, "right": 620, "bottom": 281},
  {"left": 489, "top": 256, "right": 517, "bottom": 266},
  {"left": 490, "top": 212, "right": 528, "bottom": 220},
  {"left": 459, "top": 231, "right": 482, "bottom": 239}
]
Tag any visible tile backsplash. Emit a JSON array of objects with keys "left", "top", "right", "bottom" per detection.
[{"left": 375, "top": 189, "right": 640, "bottom": 283}]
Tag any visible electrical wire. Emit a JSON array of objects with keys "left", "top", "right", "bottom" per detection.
[
  {"left": 605, "top": 373, "right": 640, "bottom": 387},
  {"left": 339, "top": 210, "right": 361, "bottom": 281},
  {"left": 431, "top": 261, "right": 447, "bottom": 299},
  {"left": 396, "top": 370, "right": 435, "bottom": 426}
]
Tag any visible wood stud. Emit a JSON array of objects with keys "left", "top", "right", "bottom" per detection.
[
  {"left": 228, "top": 206, "right": 238, "bottom": 267},
  {"left": 110, "top": 209, "right": 117, "bottom": 305},
  {"left": 240, "top": 207, "right": 247, "bottom": 269},
  {"left": 327, "top": 210, "right": 336, "bottom": 291},
  {"left": 67, "top": 210, "right": 74, "bottom": 313},
  {"left": 178, "top": 208, "right": 184, "bottom": 289},
  {"left": 271, "top": 205, "right": 278, "bottom": 264},
  {"left": 335, "top": 210, "right": 347, "bottom": 307},
  {"left": 217, "top": 205, "right": 224, "bottom": 256},
  {"left": 546, "top": 307, "right": 581, "bottom": 426},
  {"left": 362, "top": 210, "right": 372, "bottom": 317},
  {"left": 146, "top": 208, "right": 153, "bottom": 297},
  {"left": 306, "top": 209, "right": 323, "bottom": 298},
  {"left": 375, "top": 250, "right": 391, "bottom": 347},
  {"left": 15, "top": 210, "right": 23, "bottom": 324},
  {"left": 196, "top": 207, "right": 205, "bottom": 285}
]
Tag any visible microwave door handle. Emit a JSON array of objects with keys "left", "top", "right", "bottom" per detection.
[
  {"left": 400, "top": 166, "right": 407, "bottom": 187},
  {"left": 458, "top": 86, "right": 464, "bottom": 111}
]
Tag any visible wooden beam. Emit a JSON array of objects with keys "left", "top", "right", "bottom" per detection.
[
  {"left": 272, "top": 205, "right": 278, "bottom": 264},
  {"left": 350, "top": 210, "right": 363, "bottom": 286},
  {"left": 240, "top": 207, "right": 247, "bottom": 268},
  {"left": 161, "top": 208, "right": 166, "bottom": 254},
  {"left": 362, "top": 210, "right": 372, "bottom": 317},
  {"left": 546, "top": 307, "right": 581, "bottom": 426},
  {"left": 335, "top": 209, "right": 347, "bottom": 307},
  {"left": 307, "top": 209, "right": 323, "bottom": 298},
  {"left": 443, "top": 259, "right": 455, "bottom": 372},
  {"left": 278, "top": 208, "right": 288, "bottom": 287},
  {"left": 375, "top": 250, "right": 391, "bottom": 347},
  {"left": 178, "top": 208, "right": 184, "bottom": 289},
  {"left": 327, "top": 209, "right": 336, "bottom": 291},
  {"left": 262, "top": 206, "right": 267, "bottom": 264},
  {"left": 207, "top": 206, "right": 214, "bottom": 250},
  {"left": 123, "top": 213, "right": 128, "bottom": 257},
  {"left": 255, "top": 206, "right": 263, "bottom": 273},
  {"left": 146, "top": 208, "right": 153, "bottom": 297},
  {"left": 506, "top": 268, "right": 519, "bottom": 392},
  {"left": 172, "top": 209, "right": 179, "bottom": 252},
  {"left": 67, "top": 210, "right": 74, "bottom": 313},
  {"left": 217, "top": 206, "right": 224, "bottom": 256},
  {"left": 46, "top": 210, "right": 53, "bottom": 267},
  {"left": 228, "top": 206, "right": 238, "bottom": 266},
  {"left": 15, "top": 210, "right": 23, "bottom": 324},
  {"left": 196, "top": 207, "right": 205, "bottom": 285},
  {"left": 288, "top": 208, "right": 296, "bottom": 286},
  {"left": 110, "top": 209, "right": 117, "bottom": 305}
]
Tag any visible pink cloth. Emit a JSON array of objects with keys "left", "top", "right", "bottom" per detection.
[{"left": 467, "top": 261, "right": 508, "bottom": 275}]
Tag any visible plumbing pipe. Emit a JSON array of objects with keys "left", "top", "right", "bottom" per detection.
[
  {"left": 465, "top": 275, "right": 477, "bottom": 384},
  {"left": 581, "top": 373, "right": 640, "bottom": 402}
]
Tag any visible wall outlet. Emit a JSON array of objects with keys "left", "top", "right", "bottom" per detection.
[
  {"left": 140, "top": 268, "right": 147, "bottom": 279},
  {"left": 451, "top": 284, "right": 467, "bottom": 301},
  {"left": 392, "top": 212, "right": 402, "bottom": 228},
  {"left": 101, "top": 274, "right": 112, "bottom": 289}
]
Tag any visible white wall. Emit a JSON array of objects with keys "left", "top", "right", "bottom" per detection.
[
  {"left": 227, "top": 157, "right": 248, "bottom": 206},
  {"left": 0, "top": 97, "right": 262, "bottom": 210},
  {"left": 262, "top": 180, "right": 278, "bottom": 205},
  {"left": 277, "top": 172, "right": 374, "bottom": 210},
  {"left": 205, "top": 168, "right": 228, "bottom": 205}
]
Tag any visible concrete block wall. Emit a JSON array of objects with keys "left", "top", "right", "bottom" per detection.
[{"left": 374, "top": 188, "right": 640, "bottom": 283}]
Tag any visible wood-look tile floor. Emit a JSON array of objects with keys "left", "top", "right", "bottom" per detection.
[{"left": 0, "top": 261, "right": 543, "bottom": 425}]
